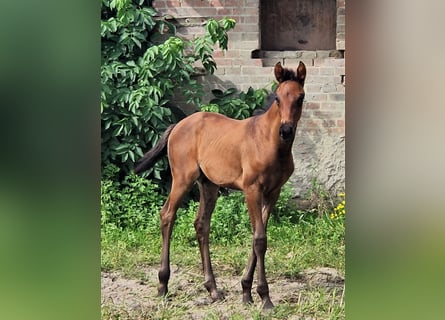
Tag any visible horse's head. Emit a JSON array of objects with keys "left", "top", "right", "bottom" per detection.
[{"left": 273, "top": 61, "right": 306, "bottom": 142}]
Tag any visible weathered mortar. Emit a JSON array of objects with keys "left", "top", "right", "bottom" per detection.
[
  {"left": 153, "top": 0, "right": 346, "bottom": 196},
  {"left": 291, "top": 133, "right": 345, "bottom": 198}
]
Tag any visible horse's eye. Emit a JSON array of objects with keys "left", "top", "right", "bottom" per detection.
[
  {"left": 275, "top": 96, "right": 280, "bottom": 106},
  {"left": 297, "top": 94, "right": 305, "bottom": 105}
]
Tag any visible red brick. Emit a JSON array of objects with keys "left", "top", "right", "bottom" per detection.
[
  {"left": 305, "top": 93, "right": 328, "bottom": 102},
  {"left": 320, "top": 103, "right": 344, "bottom": 112},
  {"left": 314, "top": 111, "right": 343, "bottom": 118},
  {"left": 305, "top": 84, "right": 323, "bottom": 93},
  {"left": 335, "top": 67, "right": 345, "bottom": 75},
  {"left": 319, "top": 67, "right": 335, "bottom": 75},
  {"left": 183, "top": 0, "right": 223, "bottom": 8},
  {"left": 216, "top": 7, "right": 232, "bottom": 16},
  {"left": 301, "top": 119, "right": 322, "bottom": 128},
  {"left": 301, "top": 128, "right": 322, "bottom": 135},
  {"left": 166, "top": 0, "right": 181, "bottom": 7},
  {"left": 305, "top": 67, "right": 320, "bottom": 75},
  {"left": 246, "top": 75, "right": 274, "bottom": 84},
  {"left": 241, "top": 32, "right": 259, "bottom": 41},
  {"left": 245, "top": 0, "right": 258, "bottom": 8},
  {"left": 212, "top": 50, "right": 224, "bottom": 58},
  {"left": 328, "top": 93, "right": 345, "bottom": 101},
  {"left": 327, "top": 127, "right": 345, "bottom": 135},
  {"left": 304, "top": 102, "right": 320, "bottom": 110},
  {"left": 313, "top": 58, "right": 337, "bottom": 67},
  {"left": 153, "top": 1, "right": 167, "bottom": 8},
  {"left": 236, "top": 58, "right": 263, "bottom": 67},
  {"left": 214, "top": 58, "right": 233, "bottom": 66},
  {"left": 242, "top": 16, "right": 259, "bottom": 24},
  {"left": 221, "top": 49, "right": 242, "bottom": 58},
  {"left": 194, "top": 7, "right": 218, "bottom": 16},
  {"left": 213, "top": 67, "right": 226, "bottom": 75},
  {"left": 283, "top": 58, "right": 314, "bottom": 68},
  {"left": 336, "top": 84, "right": 345, "bottom": 93},
  {"left": 183, "top": 0, "right": 206, "bottom": 7},
  {"left": 230, "top": 40, "right": 258, "bottom": 50},
  {"left": 322, "top": 120, "right": 337, "bottom": 127},
  {"left": 223, "top": 67, "right": 242, "bottom": 75},
  {"left": 242, "top": 66, "right": 271, "bottom": 75},
  {"left": 224, "top": 0, "right": 243, "bottom": 7},
  {"left": 234, "top": 24, "right": 258, "bottom": 32},
  {"left": 232, "top": 7, "right": 258, "bottom": 16}
]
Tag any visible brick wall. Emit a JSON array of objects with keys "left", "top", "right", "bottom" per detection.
[{"left": 153, "top": 0, "right": 346, "bottom": 196}]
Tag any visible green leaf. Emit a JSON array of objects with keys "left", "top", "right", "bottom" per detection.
[
  {"left": 132, "top": 36, "right": 142, "bottom": 48},
  {"left": 225, "top": 88, "right": 237, "bottom": 95},
  {"left": 114, "top": 144, "right": 129, "bottom": 152},
  {"left": 128, "top": 150, "right": 135, "bottom": 162},
  {"left": 211, "top": 89, "right": 224, "bottom": 98}
]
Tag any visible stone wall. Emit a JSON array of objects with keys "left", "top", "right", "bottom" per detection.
[{"left": 153, "top": 0, "right": 346, "bottom": 196}]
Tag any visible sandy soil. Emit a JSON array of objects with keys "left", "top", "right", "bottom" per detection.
[{"left": 101, "top": 265, "right": 344, "bottom": 319}]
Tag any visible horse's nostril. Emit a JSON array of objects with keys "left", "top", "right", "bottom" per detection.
[{"left": 279, "top": 124, "right": 294, "bottom": 140}]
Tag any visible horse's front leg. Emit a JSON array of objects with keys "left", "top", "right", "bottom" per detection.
[
  {"left": 241, "top": 244, "right": 257, "bottom": 304},
  {"left": 244, "top": 189, "right": 275, "bottom": 309},
  {"left": 241, "top": 190, "right": 280, "bottom": 305}
]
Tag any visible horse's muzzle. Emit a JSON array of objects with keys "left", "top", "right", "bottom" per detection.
[{"left": 279, "top": 123, "right": 294, "bottom": 141}]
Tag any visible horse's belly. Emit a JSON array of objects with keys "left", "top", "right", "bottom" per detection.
[{"left": 199, "top": 160, "right": 243, "bottom": 190}]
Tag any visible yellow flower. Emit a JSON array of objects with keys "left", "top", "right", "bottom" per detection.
[{"left": 330, "top": 192, "right": 346, "bottom": 219}]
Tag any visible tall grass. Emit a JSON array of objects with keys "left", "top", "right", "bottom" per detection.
[{"left": 101, "top": 164, "right": 345, "bottom": 277}]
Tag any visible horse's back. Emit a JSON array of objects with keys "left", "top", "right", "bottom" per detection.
[{"left": 170, "top": 111, "right": 245, "bottom": 144}]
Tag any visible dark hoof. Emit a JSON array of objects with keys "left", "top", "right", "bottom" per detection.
[
  {"left": 262, "top": 299, "right": 274, "bottom": 310},
  {"left": 210, "top": 289, "right": 225, "bottom": 302},
  {"left": 242, "top": 294, "right": 254, "bottom": 304},
  {"left": 157, "top": 285, "right": 168, "bottom": 297}
]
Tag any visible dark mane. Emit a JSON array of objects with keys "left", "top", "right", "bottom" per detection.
[
  {"left": 253, "top": 65, "right": 303, "bottom": 115},
  {"left": 280, "top": 68, "right": 300, "bottom": 82}
]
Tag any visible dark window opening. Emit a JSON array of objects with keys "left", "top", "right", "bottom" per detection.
[{"left": 260, "top": 0, "right": 337, "bottom": 51}]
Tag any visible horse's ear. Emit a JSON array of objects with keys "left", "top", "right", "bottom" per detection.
[
  {"left": 274, "top": 62, "right": 284, "bottom": 83},
  {"left": 296, "top": 61, "right": 306, "bottom": 86}
]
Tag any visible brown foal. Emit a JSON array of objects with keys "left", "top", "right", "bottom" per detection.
[{"left": 134, "top": 61, "right": 306, "bottom": 309}]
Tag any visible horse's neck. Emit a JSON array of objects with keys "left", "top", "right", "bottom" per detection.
[{"left": 260, "top": 102, "right": 281, "bottom": 138}]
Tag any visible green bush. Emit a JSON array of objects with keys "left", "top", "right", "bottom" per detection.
[
  {"left": 210, "top": 191, "right": 251, "bottom": 244},
  {"left": 101, "top": 0, "right": 236, "bottom": 180},
  {"left": 101, "top": 164, "right": 165, "bottom": 230},
  {"left": 172, "top": 187, "right": 299, "bottom": 246},
  {"left": 169, "top": 192, "right": 251, "bottom": 246},
  {"left": 200, "top": 86, "right": 270, "bottom": 119}
]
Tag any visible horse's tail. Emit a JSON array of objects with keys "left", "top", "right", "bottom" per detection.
[{"left": 134, "top": 124, "right": 176, "bottom": 174}]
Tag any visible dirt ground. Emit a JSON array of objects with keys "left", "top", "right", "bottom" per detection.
[{"left": 101, "top": 265, "right": 344, "bottom": 319}]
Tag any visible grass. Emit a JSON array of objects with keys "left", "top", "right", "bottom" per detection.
[
  {"left": 101, "top": 212, "right": 345, "bottom": 278},
  {"left": 101, "top": 211, "right": 344, "bottom": 319},
  {"left": 101, "top": 173, "right": 345, "bottom": 319}
]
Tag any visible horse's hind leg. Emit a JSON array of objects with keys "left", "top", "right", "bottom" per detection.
[
  {"left": 194, "top": 177, "right": 222, "bottom": 301},
  {"left": 158, "top": 177, "right": 195, "bottom": 297}
]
